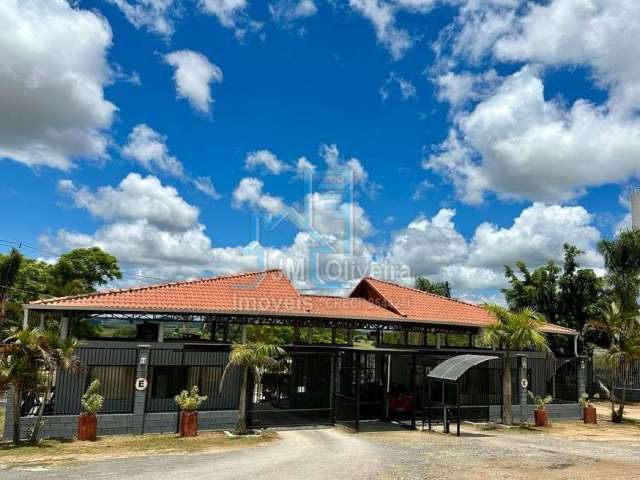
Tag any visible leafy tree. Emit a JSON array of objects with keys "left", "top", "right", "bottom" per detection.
[
  {"left": 481, "top": 305, "right": 549, "bottom": 425},
  {"left": 0, "top": 249, "right": 23, "bottom": 325},
  {"left": 415, "top": 276, "right": 451, "bottom": 298},
  {"left": 219, "top": 342, "right": 285, "bottom": 434},
  {"left": 51, "top": 247, "right": 122, "bottom": 294},
  {"left": 598, "top": 229, "right": 640, "bottom": 313},
  {"left": 503, "top": 244, "right": 604, "bottom": 333},
  {"left": 585, "top": 301, "right": 640, "bottom": 423}
]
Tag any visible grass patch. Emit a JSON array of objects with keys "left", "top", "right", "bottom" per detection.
[{"left": 0, "top": 430, "right": 277, "bottom": 466}]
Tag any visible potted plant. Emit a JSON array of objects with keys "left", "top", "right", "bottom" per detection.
[
  {"left": 528, "top": 391, "right": 552, "bottom": 427},
  {"left": 175, "top": 386, "right": 207, "bottom": 437},
  {"left": 78, "top": 379, "right": 103, "bottom": 441},
  {"left": 580, "top": 393, "right": 597, "bottom": 424}
]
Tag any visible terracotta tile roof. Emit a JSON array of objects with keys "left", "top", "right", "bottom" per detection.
[
  {"left": 301, "top": 295, "right": 403, "bottom": 321},
  {"left": 350, "top": 277, "right": 576, "bottom": 334},
  {"left": 30, "top": 270, "right": 304, "bottom": 314},
  {"left": 29, "top": 270, "right": 575, "bottom": 334}
]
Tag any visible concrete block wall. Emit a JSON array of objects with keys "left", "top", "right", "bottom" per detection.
[{"left": 488, "top": 403, "right": 581, "bottom": 423}]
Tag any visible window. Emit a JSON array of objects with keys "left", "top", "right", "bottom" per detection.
[
  {"left": 382, "top": 331, "right": 404, "bottom": 345},
  {"left": 408, "top": 332, "right": 424, "bottom": 346}
]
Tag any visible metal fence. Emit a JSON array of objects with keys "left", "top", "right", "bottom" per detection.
[{"left": 589, "top": 357, "right": 640, "bottom": 402}]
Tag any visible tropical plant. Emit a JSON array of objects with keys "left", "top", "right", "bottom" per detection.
[
  {"left": 579, "top": 392, "right": 593, "bottom": 409},
  {"left": 29, "top": 332, "right": 79, "bottom": 442},
  {"left": 481, "top": 305, "right": 550, "bottom": 425},
  {"left": 81, "top": 379, "right": 104, "bottom": 416},
  {"left": 598, "top": 229, "right": 640, "bottom": 313},
  {"left": 0, "top": 249, "right": 23, "bottom": 326},
  {"left": 219, "top": 342, "right": 285, "bottom": 434},
  {"left": 528, "top": 391, "right": 553, "bottom": 411},
  {"left": 175, "top": 386, "right": 207, "bottom": 412},
  {"left": 585, "top": 301, "right": 640, "bottom": 422},
  {"left": 415, "top": 276, "right": 452, "bottom": 298}
]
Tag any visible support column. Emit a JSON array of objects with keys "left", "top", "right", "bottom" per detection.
[
  {"left": 518, "top": 355, "right": 527, "bottom": 425},
  {"left": 578, "top": 357, "right": 587, "bottom": 401},
  {"left": 241, "top": 324, "right": 247, "bottom": 343},
  {"left": 436, "top": 333, "right": 442, "bottom": 349},
  {"left": 156, "top": 322, "right": 164, "bottom": 343},
  {"left": 22, "top": 307, "right": 29, "bottom": 329},
  {"left": 59, "top": 315, "right": 69, "bottom": 340},
  {"left": 39, "top": 313, "right": 45, "bottom": 331},
  {"left": 134, "top": 345, "right": 150, "bottom": 434}
]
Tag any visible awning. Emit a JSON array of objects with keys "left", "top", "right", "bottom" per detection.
[{"left": 427, "top": 354, "right": 498, "bottom": 382}]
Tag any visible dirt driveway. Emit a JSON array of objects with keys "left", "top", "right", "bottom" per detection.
[{"left": 2, "top": 420, "right": 639, "bottom": 480}]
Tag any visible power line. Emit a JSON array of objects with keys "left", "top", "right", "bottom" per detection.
[{"left": 0, "top": 238, "right": 171, "bottom": 284}]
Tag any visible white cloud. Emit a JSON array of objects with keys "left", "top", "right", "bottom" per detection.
[
  {"left": 245, "top": 149, "right": 290, "bottom": 175},
  {"left": 348, "top": 0, "right": 414, "bottom": 60},
  {"left": 192, "top": 176, "right": 221, "bottom": 199},
  {"left": 270, "top": 0, "right": 317, "bottom": 25},
  {"left": 199, "top": 0, "right": 261, "bottom": 39},
  {"left": 434, "top": 69, "right": 500, "bottom": 108},
  {"left": 379, "top": 72, "right": 417, "bottom": 101},
  {"left": 165, "top": 50, "right": 223, "bottom": 114},
  {"left": 426, "top": 67, "right": 640, "bottom": 204},
  {"left": 232, "top": 177, "right": 286, "bottom": 217},
  {"left": 319, "top": 143, "right": 380, "bottom": 196},
  {"left": 0, "top": 0, "right": 116, "bottom": 169},
  {"left": 494, "top": 0, "right": 640, "bottom": 114},
  {"left": 107, "top": 0, "right": 179, "bottom": 38},
  {"left": 295, "top": 156, "right": 316, "bottom": 177},
  {"left": 59, "top": 173, "right": 199, "bottom": 232},
  {"left": 122, "top": 124, "right": 185, "bottom": 177},
  {"left": 386, "top": 202, "right": 603, "bottom": 292}
]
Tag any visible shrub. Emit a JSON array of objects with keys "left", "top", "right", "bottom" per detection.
[
  {"left": 579, "top": 392, "right": 593, "bottom": 409},
  {"left": 527, "top": 391, "right": 553, "bottom": 411},
  {"left": 175, "top": 386, "right": 207, "bottom": 412},
  {"left": 81, "top": 379, "right": 104, "bottom": 416}
]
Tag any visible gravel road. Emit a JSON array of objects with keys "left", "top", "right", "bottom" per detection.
[{"left": 2, "top": 423, "right": 640, "bottom": 480}]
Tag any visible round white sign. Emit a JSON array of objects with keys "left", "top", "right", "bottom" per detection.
[
  {"left": 520, "top": 378, "right": 529, "bottom": 389},
  {"left": 135, "top": 378, "right": 148, "bottom": 391}
]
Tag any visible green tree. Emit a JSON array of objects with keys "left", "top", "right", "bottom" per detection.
[
  {"left": 0, "top": 249, "right": 23, "bottom": 325},
  {"left": 503, "top": 244, "right": 604, "bottom": 333},
  {"left": 219, "top": 342, "right": 284, "bottom": 434},
  {"left": 415, "top": 276, "right": 451, "bottom": 298},
  {"left": 585, "top": 301, "right": 640, "bottom": 423},
  {"left": 598, "top": 229, "right": 640, "bottom": 313},
  {"left": 481, "top": 305, "right": 549, "bottom": 425},
  {"left": 51, "top": 247, "right": 122, "bottom": 294}
]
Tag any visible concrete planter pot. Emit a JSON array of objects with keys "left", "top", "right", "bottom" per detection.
[
  {"left": 179, "top": 411, "right": 198, "bottom": 437},
  {"left": 583, "top": 406, "right": 597, "bottom": 424},
  {"left": 534, "top": 409, "right": 548, "bottom": 427},
  {"left": 78, "top": 414, "right": 97, "bottom": 441}
]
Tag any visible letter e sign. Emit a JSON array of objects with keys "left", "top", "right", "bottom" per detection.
[{"left": 135, "top": 378, "right": 148, "bottom": 391}]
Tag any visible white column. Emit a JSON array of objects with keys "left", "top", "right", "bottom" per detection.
[
  {"left": 39, "top": 313, "right": 45, "bottom": 330},
  {"left": 22, "top": 306, "right": 29, "bottom": 329},
  {"left": 241, "top": 324, "right": 247, "bottom": 343},
  {"left": 157, "top": 322, "right": 165, "bottom": 343},
  {"left": 59, "top": 315, "right": 69, "bottom": 340}
]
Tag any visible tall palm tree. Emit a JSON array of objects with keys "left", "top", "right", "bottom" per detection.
[
  {"left": 0, "top": 248, "right": 23, "bottom": 325},
  {"left": 482, "top": 305, "right": 550, "bottom": 425},
  {"left": 219, "top": 342, "right": 285, "bottom": 435},
  {"left": 585, "top": 301, "right": 640, "bottom": 422}
]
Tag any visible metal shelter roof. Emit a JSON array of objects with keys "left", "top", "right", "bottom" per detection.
[{"left": 427, "top": 354, "right": 498, "bottom": 382}]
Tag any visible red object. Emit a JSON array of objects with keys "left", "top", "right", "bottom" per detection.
[
  {"left": 583, "top": 406, "right": 597, "bottom": 424},
  {"left": 179, "top": 411, "right": 198, "bottom": 437},
  {"left": 534, "top": 409, "right": 549, "bottom": 427},
  {"left": 77, "top": 414, "right": 97, "bottom": 441},
  {"left": 390, "top": 394, "right": 413, "bottom": 413}
]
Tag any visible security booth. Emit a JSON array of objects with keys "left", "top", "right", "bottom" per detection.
[{"left": 425, "top": 354, "right": 498, "bottom": 436}]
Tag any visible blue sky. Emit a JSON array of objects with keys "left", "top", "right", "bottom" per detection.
[{"left": 1, "top": 0, "right": 638, "bottom": 300}]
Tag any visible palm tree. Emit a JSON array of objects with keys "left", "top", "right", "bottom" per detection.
[
  {"left": 0, "top": 248, "right": 23, "bottom": 325},
  {"left": 29, "top": 331, "right": 79, "bottom": 442},
  {"left": 219, "top": 342, "right": 285, "bottom": 435},
  {"left": 585, "top": 301, "right": 640, "bottom": 422},
  {"left": 0, "top": 328, "right": 43, "bottom": 444},
  {"left": 482, "top": 305, "right": 549, "bottom": 425}
]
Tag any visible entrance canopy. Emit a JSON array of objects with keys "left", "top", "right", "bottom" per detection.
[{"left": 427, "top": 354, "right": 498, "bottom": 383}]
